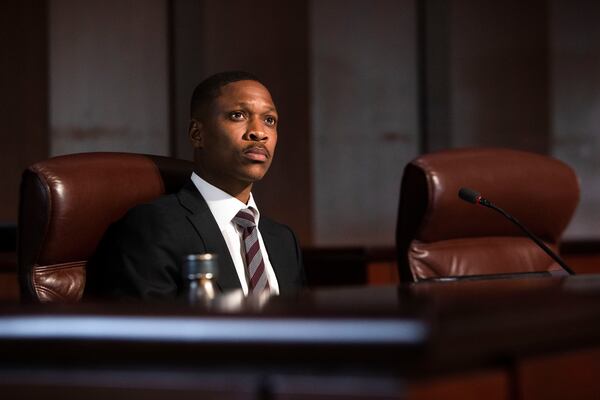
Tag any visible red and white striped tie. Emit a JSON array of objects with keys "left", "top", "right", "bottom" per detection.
[{"left": 233, "top": 208, "right": 270, "bottom": 294}]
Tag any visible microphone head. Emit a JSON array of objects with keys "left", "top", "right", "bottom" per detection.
[{"left": 458, "top": 187, "right": 481, "bottom": 204}]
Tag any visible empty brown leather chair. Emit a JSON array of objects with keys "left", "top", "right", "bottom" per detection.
[
  {"left": 18, "top": 152, "right": 194, "bottom": 302},
  {"left": 396, "top": 148, "right": 580, "bottom": 282}
]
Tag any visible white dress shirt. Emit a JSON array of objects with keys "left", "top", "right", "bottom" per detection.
[{"left": 191, "top": 173, "right": 280, "bottom": 296}]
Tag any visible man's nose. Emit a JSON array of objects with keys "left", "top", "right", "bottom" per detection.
[
  {"left": 247, "top": 119, "right": 268, "bottom": 141},
  {"left": 248, "top": 130, "right": 267, "bottom": 141}
]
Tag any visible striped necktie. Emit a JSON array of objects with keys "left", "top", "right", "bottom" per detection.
[{"left": 233, "top": 208, "right": 270, "bottom": 294}]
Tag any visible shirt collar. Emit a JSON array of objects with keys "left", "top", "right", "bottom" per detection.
[{"left": 191, "top": 172, "right": 260, "bottom": 230}]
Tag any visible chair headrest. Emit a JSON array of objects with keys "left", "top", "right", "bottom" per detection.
[{"left": 399, "top": 147, "right": 580, "bottom": 243}]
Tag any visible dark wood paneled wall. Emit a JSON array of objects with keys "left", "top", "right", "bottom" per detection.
[
  {"left": 49, "top": 0, "right": 170, "bottom": 157},
  {"left": 430, "top": 0, "right": 551, "bottom": 153},
  {"left": 419, "top": 0, "right": 551, "bottom": 153},
  {"left": 2, "top": 0, "right": 600, "bottom": 245},
  {"left": 170, "top": 0, "right": 204, "bottom": 162},
  {"left": 550, "top": 0, "right": 600, "bottom": 239},
  {"left": 418, "top": 0, "right": 452, "bottom": 152},
  {"left": 310, "top": 0, "right": 418, "bottom": 246},
  {"left": 0, "top": 1, "right": 49, "bottom": 222}
]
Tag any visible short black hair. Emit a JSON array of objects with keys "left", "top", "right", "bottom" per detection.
[{"left": 190, "top": 70, "right": 263, "bottom": 118}]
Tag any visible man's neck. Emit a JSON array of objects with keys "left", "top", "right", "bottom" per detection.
[{"left": 194, "top": 171, "right": 252, "bottom": 204}]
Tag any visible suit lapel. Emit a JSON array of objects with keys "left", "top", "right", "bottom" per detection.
[
  {"left": 260, "top": 220, "right": 293, "bottom": 292},
  {"left": 176, "top": 182, "right": 241, "bottom": 291}
]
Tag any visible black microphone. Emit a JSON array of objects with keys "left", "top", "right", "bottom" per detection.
[{"left": 458, "top": 187, "right": 575, "bottom": 275}]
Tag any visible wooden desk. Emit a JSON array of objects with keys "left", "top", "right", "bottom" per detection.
[{"left": 0, "top": 274, "right": 599, "bottom": 399}]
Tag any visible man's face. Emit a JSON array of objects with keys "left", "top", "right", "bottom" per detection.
[{"left": 191, "top": 80, "right": 278, "bottom": 195}]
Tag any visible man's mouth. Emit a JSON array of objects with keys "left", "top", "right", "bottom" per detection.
[{"left": 243, "top": 146, "right": 269, "bottom": 162}]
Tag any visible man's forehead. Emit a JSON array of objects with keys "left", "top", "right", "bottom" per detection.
[
  {"left": 215, "top": 81, "right": 276, "bottom": 107},
  {"left": 219, "top": 80, "right": 271, "bottom": 96}
]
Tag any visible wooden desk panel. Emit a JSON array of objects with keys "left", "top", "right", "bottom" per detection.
[
  {"left": 408, "top": 369, "right": 510, "bottom": 400},
  {"left": 0, "top": 275, "right": 599, "bottom": 399},
  {"left": 0, "top": 272, "right": 18, "bottom": 302},
  {"left": 516, "top": 346, "right": 600, "bottom": 400}
]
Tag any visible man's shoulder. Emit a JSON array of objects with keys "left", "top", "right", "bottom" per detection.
[
  {"left": 112, "top": 191, "right": 198, "bottom": 236},
  {"left": 260, "top": 215, "right": 288, "bottom": 230},
  {"left": 123, "top": 193, "right": 182, "bottom": 220},
  {"left": 259, "top": 216, "right": 297, "bottom": 240}
]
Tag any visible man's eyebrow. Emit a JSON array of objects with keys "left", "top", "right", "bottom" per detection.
[{"left": 233, "top": 101, "right": 278, "bottom": 113}]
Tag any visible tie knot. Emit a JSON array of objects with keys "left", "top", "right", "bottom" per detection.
[{"left": 233, "top": 208, "right": 256, "bottom": 229}]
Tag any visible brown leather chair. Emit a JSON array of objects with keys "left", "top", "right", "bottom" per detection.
[
  {"left": 396, "top": 148, "right": 580, "bottom": 282},
  {"left": 18, "top": 152, "right": 195, "bottom": 302}
]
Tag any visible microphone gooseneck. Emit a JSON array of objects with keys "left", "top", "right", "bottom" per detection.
[{"left": 458, "top": 187, "right": 575, "bottom": 275}]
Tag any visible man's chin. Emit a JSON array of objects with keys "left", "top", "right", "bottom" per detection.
[
  {"left": 242, "top": 173, "right": 267, "bottom": 183},
  {"left": 241, "top": 165, "right": 270, "bottom": 182}
]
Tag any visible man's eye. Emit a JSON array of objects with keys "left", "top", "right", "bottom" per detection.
[
  {"left": 265, "top": 116, "right": 277, "bottom": 126},
  {"left": 230, "top": 112, "right": 245, "bottom": 120}
]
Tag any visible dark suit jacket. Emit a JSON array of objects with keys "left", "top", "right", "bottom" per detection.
[{"left": 86, "top": 181, "right": 305, "bottom": 300}]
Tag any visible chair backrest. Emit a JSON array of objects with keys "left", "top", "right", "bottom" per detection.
[
  {"left": 18, "top": 152, "right": 195, "bottom": 302},
  {"left": 396, "top": 148, "right": 580, "bottom": 282}
]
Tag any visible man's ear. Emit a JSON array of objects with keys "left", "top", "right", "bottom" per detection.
[{"left": 189, "top": 119, "right": 203, "bottom": 149}]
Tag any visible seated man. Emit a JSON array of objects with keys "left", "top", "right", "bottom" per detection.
[{"left": 86, "top": 71, "right": 305, "bottom": 300}]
